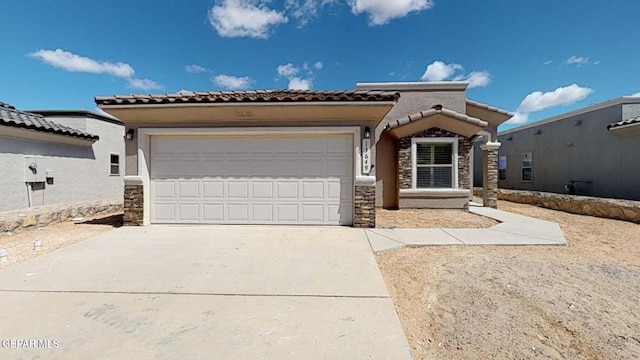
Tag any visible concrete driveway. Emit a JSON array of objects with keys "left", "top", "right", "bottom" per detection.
[{"left": 0, "top": 226, "right": 412, "bottom": 359}]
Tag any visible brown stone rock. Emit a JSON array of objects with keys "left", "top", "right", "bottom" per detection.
[{"left": 22, "top": 216, "right": 37, "bottom": 227}]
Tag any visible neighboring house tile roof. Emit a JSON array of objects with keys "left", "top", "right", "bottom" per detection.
[
  {"left": 607, "top": 115, "right": 640, "bottom": 130},
  {"left": 466, "top": 99, "right": 514, "bottom": 116},
  {"left": 385, "top": 105, "right": 489, "bottom": 131},
  {"left": 95, "top": 90, "right": 400, "bottom": 106},
  {"left": 0, "top": 102, "right": 99, "bottom": 140}
]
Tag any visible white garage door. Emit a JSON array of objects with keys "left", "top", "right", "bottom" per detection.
[{"left": 150, "top": 134, "right": 353, "bottom": 225}]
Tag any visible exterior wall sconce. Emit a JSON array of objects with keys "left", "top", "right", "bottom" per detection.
[
  {"left": 534, "top": 130, "right": 542, "bottom": 135},
  {"left": 507, "top": 136, "right": 513, "bottom": 141},
  {"left": 574, "top": 119, "right": 583, "bottom": 126},
  {"left": 567, "top": 142, "right": 574, "bottom": 147},
  {"left": 363, "top": 127, "right": 371, "bottom": 139},
  {"left": 126, "top": 128, "right": 135, "bottom": 140}
]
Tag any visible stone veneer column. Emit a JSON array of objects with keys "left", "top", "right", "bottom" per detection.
[
  {"left": 123, "top": 178, "right": 144, "bottom": 226},
  {"left": 354, "top": 184, "right": 376, "bottom": 228},
  {"left": 480, "top": 141, "right": 501, "bottom": 209}
]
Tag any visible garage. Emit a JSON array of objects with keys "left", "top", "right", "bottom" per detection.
[{"left": 150, "top": 134, "right": 354, "bottom": 225}]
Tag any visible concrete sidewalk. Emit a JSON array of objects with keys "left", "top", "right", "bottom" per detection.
[
  {"left": 367, "top": 203, "right": 567, "bottom": 252},
  {"left": 0, "top": 226, "right": 412, "bottom": 360}
]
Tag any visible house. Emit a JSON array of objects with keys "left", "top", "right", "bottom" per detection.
[
  {"left": 0, "top": 102, "right": 125, "bottom": 212},
  {"left": 95, "top": 82, "right": 513, "bottom": 228},
  {"left": 473, "top": 96, "right": 640, "bottom": 201}
]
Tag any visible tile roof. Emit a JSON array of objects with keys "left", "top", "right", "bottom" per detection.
[
  {"left": 466, "top": 99, "right": 514, "bottom": 116},
  {"left": 0, "top": 102, "right": 99, "bottom": 140},
  {"left": 607, "top": 115, "right": 640, "bottom": 130},
  {"left": 95, "top": 90, "right": 400, "bottom": 106},
  {"left": 385, "top": 105, "right": 489, "bottom": 131}
]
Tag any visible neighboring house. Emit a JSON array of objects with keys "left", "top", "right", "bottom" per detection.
[
  {"left": 0, "top": 102, "right": 125, "bottom": 212},
  {"left": 473, "top": 96, "right": 640, "bottom": 201},
  {"left": 95, "top": 82, "right": 512, "bottom": 228}
]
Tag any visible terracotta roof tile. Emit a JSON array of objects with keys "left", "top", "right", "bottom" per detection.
[
  {"left": 386, "top": 106, "right": 489, "bottom": 131},
  {"left": 95, "top": 89, "right": 399, "bottom": 106},
  {"left": 608, "top": 115, "right": 640, "bottom": 130},
  {"left": 0, "top": 102, "right": 99, "bottom": 140}
]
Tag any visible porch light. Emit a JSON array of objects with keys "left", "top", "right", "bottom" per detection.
[
  {"left": 126, "top": 128, "right": 135, "bottom": 140},
  {"left": 364, "top": 127, "right": 371, "bottom": 139},
  {"left": 574, "top": 119, "right": 583, "bottom": 126},
  {"left": 534, "top": 130, "right": 542, "bottom": 135}
]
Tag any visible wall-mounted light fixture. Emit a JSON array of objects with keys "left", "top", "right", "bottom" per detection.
[
  {"left": 507, "top": 136, "right": 513, "bottom": 141},
  {"left": 567, "top": 142, "right": 574, "bottom": 147},
  {"left": 574, "top": 119, "right": 583, "bottom": 126},
  {"left": 363, "top": 127, "right": 371, "bottom": 139},
  {"left": 534, "top": 129, "right": 542, "bottom": 135},
  {"left": 126, "top": 128, "right": 135, "bottom": 140}
]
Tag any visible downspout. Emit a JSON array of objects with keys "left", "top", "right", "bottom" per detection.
[{"left": 26, "top": 183, "right": 33, "bottom": 208}]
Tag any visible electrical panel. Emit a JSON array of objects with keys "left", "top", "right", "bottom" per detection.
[{"left": 24, "top": 156, "right": 46, "bottom": 183}]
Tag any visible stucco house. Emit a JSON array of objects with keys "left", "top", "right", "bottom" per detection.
[
  {"left": 0, "top": 102, "right": 124, "bottom": 212},
  {"left": 96, "top": 82, "right": 512, "bottom": 228},
  {"left": 473, "top": 96, "right": 640, "bottom": 201}
]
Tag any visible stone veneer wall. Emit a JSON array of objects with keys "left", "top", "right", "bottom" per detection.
[
  {"left": 398, "top": 128, "right": 471, "bottom": 189},
  {"left": 123, "top": 185, "right": 144, "bottom": 226},
  {"left": 482, "top": 147, "right": 499, "bottom": 208},
  {"left": 472, "top": 188, "right": 640, "bottom": 224},
  {"left": 0, "top": 198, "right": 123, "bottom": 233},
  {"left": 354, "top": 186, "right": 375, "bottom": 228}
]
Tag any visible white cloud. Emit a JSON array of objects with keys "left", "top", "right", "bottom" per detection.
[
  {"left": 212, "top": 74, "right": 253, "bottom": 89},
  {"left": 566, "top": 55, "right": 599, "bottom": 67},
  {"left": 420, "top": 60, "right": 491, "bottom": 88},
  {"left": 29, "top": 48, "right": 163, "bottom": 91},
  {"left": 276, "top": 61, "right": 321, "bottom": 90},
  {"left": 505, "top": 112, "right": 529, "bottom": 125},
  {"left": 284, "top": 0, "right": 337, "bottom": 27},
  {"left": 29, "top": 48, "right": 134, "bottom": 78},
  {"left": 208, "top": 0, "right": 288, "bottom": 39},
  {"left": 277, "top": 63, "right": 299, "bottom": 77},
  {"left": 463, "top": 71, "right": 491, "bottom": 88},
  {"left": 185, "top": 64, "right": 208, "bottom": 73},
  {"left": 288, "top": 77, "right": 313, "bottom": 90},
  {"left": 543, "top": 60, "right": 553, "bottom": 65},
  {"left": 127, "top": 78, "right": 164, "bottom": 91},
  {"left": 421, "top": 61, "right": 463, "bottom": 81},
  {"left": 517, "top": 84, "right": 593, "bottom": 113},
  {"left": 348, "top": 0, "right": 434, "bottom": 25}
]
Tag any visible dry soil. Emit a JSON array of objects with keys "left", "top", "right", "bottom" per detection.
[
  {"left": 377, "top": 208, "right": 498, "bottom": 229},
  {"left": 376, "top": 200, "right": 640, "bottom": 360}
]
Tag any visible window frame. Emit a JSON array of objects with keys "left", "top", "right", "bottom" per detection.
[
  {"left": 411, "top": 137, "right": 459, "bottom": 190},
  {"left": 110, "top": 153, "right": 120, "bottom": 176},
  {"left": 498, "top": 155, "right": 507, "bottom": 181},
  {"left": 521, "top": 152, "right": 533, "bottom": 183}
]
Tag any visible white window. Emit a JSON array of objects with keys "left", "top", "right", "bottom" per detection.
[
  {"left": 110, "top": 154, "right": 120, "bottom": 176},
  {"left": 411, "top": 138, "right": 458, "bottom": 189}
]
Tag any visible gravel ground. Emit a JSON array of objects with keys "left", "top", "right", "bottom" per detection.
[
  {"left": 376, "top": 200, "right": 640, "bottom": 360},
  {"left": 377, "top": 208, "right": 498, "bottom": 229},
  {"left": 0, "top": 214, "right": 122, "bottom": 268}
]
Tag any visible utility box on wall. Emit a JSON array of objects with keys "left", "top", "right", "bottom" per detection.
[{"left": 24, "top": 156, "right": 46, "bottom": 183}]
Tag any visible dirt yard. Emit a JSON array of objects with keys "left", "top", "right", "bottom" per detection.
[
  {"left": 0, "top": 214, "right": 122, "bottom": 268},
  {"left": 377, "top": 208, "right": 498, "bottom": 228},
  {"left": 377, "top": 200, "right": 640, "bottom": 360}
]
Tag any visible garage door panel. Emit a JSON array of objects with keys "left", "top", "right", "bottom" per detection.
[
  {"left": 202, "top": 181, "right": 224, "bottom": 199},
  {"left": 203, "top": 204, "right": 224, "bottom": 221},
  {"left": 154, "top": 203, "right": 176, "bottom": 221},
  {"left": 151, "top": 135, "right": 353, "bottom": 225},
  {"left": 252, "top": 204, "right": 274, "bottom": 221},
  {"left": 178, "top": 204, "right": 200, "bottom": 222},
  {"left": 154, "top": 181, "right": 176, "bottom": 198},
  {"left": 302, "top": 182, "right": 324, "bottom": 199},
  {"left": 227, "top": 204, "right": 249, "bottom": 221},
  {"left": 178, "top": 181, "right": 200, "bottom": 198}
]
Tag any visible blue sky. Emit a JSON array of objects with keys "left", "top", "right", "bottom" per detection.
[{"left": 2, "top": 0, "right": 639, "bottom": 130}]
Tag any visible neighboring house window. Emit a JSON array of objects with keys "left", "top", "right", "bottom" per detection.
[
  {"left": 110, "top": 154, "right": 120, "bottom": 176},
  {"left": 412, "top": 138, "right": 458, "bottom": 189},
  {"left": 521, "top": 152, "right": 532, "bottom": 182},
  {"left": 498, "top": 156, "right": 507, "bottom": 181}
]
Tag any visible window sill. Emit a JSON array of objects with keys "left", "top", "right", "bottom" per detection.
[{"left": 400, "top": 188, "right": 470, "bottom": 199}]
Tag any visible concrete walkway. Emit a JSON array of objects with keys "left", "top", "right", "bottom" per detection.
[
  {"left": 367, "top": 203, "right": 567, "bottom": 252},
  {"left": 0, "top": 226, "right": 412, "bottom": 360}
]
